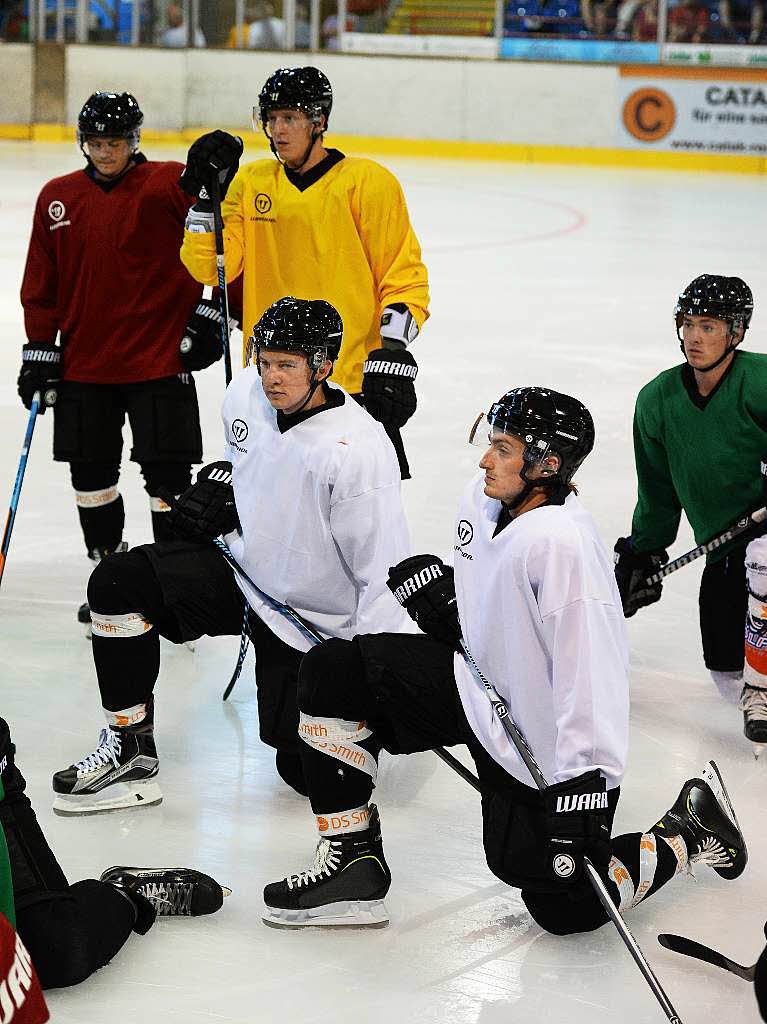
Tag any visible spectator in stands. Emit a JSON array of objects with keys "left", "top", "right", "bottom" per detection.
[
  {"left": 322, "top": 11, "right": 360, "bottom": 49},
  {"left": 0, "top": 0, "right": 28, "bottom": 41},
  {"left": 668, "top": 0, "right": 709, "bottom": 43},
  {"left": 719, "top": 0, "right": 764, "bottom": 42},
  {"left": 227, "top": 4, "right": 260, "bottom": 46},
  {"left": 248, "top": 0, "right": 285, "bottom": 48},
  {"left": 295, "top": 0, "right": 311, "bottom": 47},
  {"left": 631, "top": 0, "right": 658, "bottom": 40},
  {"left": 582, "top": 0, "right": 617, "bottom": 36},
  {"left": 161, "top": 2, "right": 206, "bottom": 47}
]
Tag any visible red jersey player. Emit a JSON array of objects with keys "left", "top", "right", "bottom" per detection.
[{"left": 18, "top": 92, "right": 227, "bottom": 633}]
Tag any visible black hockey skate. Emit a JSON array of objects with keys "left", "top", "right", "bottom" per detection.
[
  {"left": 653, "top": 760, "right": 746, "bottom": 880},
  {"left": 263, "top": 805, "right": 391, "bottom": 928},
  {"left": 740, "top": 684, "right": 767, "bottom": 757},
  {"left": 52, "top": 717, "right": 161, "bottom": 816},
  {"left": 100, "top": 866, "right": 231, "bottom": 917}
]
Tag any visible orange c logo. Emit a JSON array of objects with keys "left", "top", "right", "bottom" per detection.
[{"left": 622, "top": 88, "right": 676, "bottom": 142}]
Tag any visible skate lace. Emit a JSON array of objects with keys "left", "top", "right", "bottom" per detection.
[
  {"left": 690, "top": 835, "right": 732, "bottom": 869},
  {"left": 286, "top": 839, "right": 342, "bottom": 891},
  {"left": 75, "top": 728, "right": 121, "bottom": 775},
  {"left": 740, "top": 685, "right": 767, "bottom": 721},
  {"left": 140, "top": 881, "right": 193, "bottom": 916}
]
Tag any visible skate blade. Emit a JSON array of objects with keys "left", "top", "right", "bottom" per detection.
[
  {"left": 262, "top": 899, "right": 389, "bottom": 930},
  {"left": 753, "top": 743, "right": 767, "bottom": 761},
  {"left": 700, "top": 760, "right": 742, "bottom": 834},
  {"left": 53, "top": 781, "right": 163, "bottom": 816}
]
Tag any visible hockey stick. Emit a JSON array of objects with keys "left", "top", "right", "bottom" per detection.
[
  {"left": 646, "top": 506, "right": 767, "bottom": 585},
  {"left": 213, "top": 539, "right": 480, "bottom": 792},
  {"left": 0, "top": 392, "right": 42, "bottom": 589},
  {"left": 209, "top": 173, "right": 234, "bottom": 386},
  {"left": 658, "top": 932, "right": 757, "bottom": 982},
  {"left": 459, "top": 641, "right": 685, "bottom": 1024}
]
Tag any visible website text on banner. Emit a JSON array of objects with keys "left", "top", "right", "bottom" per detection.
[{"left": 619, "top": 68, "right": 767, "bottom": 153}]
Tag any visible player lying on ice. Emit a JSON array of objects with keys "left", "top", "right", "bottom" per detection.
[
  {"left": 261, "top": 386, "right": 747, "bottom": 931},
  {"left": 51, "top": 297, "right": 413, "bottom": 814},
  {"left": 0, "top": 717, "right": 227, "bottom": 992}
]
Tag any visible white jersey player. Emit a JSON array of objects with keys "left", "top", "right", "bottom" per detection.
[
  {"left": 51, "top": 297, "right": 412, "bottom": 815},
  {"left": 262, "top": 386, "right": 746, "bottom": 934}
]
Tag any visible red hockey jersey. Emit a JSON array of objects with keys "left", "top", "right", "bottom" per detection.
[
  {"left": 20, "top": 158, "right": 201, "bottom": 383},
  {"left": 0, "top": 914, "right": 49, "bottom": 1023}
]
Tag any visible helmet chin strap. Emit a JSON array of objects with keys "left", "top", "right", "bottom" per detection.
[
  {"left": 506, "top": 466, "right": 558, "bottom": 511},
  {"left": 265, "top": 122, "right": 322, "bottom": 173}
]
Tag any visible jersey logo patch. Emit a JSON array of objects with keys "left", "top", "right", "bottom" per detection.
[
  {"left": 231, "top": 419, "right": 249, "bottom": 443},
  {"left": 48, "top": 199, "right": 71, "bottom": 231},
  {"left": 255, "top": 193, "right": 272, "bottom": 214},
  {"left": 456, "top": 520, "right": 474, "bottom": 547}
]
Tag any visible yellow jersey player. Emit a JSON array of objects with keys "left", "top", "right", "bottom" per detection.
[{"left": 179, "top": 67, "right": 429, "bottom": 478}]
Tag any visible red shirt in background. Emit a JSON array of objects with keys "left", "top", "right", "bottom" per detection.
[{"left": 20, "top": 157, "right": 202, "bottom": 384}]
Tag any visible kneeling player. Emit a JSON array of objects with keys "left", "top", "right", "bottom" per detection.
[
  {"left": 1, "top": 717, "right": 226, "bottom": 990},
  {"left": 51, "top": 298, "right": 412, "bottom": 815},
  {"left": 262, "top": 387, "right": 746, "bottom": 931}
]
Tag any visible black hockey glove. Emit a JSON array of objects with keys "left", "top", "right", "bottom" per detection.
[
  {"left": 16, "top": 342, "right": 60, "bottom": 414},
  {"left": 166, "top": 461, "right": 239, "bottom": 542},
  {"left": 386, "top": 554, "right": 461, "bottom": 648},
  {"left": 362, "top": 347, "right": 418, "bottom": 429},
  {"left": 613, "top": 537, "right": 668, "bottom": 618},
  {"left": 180, "top": 298, "right": 229, "bottom": 371},
  {"left": 543, "top": 770, "right": 612, "bottom": 886},
  {"left": 179, "top": 131, "right": 244, "bottom": 204}
]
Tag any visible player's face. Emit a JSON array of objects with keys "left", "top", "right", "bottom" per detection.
[
  {"left": 681, "top": 314, "right": 735, "bottom": 369},
  {"left": 478, "top": 432, "right": 529, "bottom": 502},
  {"left": 265, "top": 108, "right": 316, "bottom": 167},
  {"left": 84, "top": 136, "right": 133, "bottom": 178},
  {"left": 259, "top": 349, "right": 326, "bottom": 414},
  {"left": 479, "top": 431, "right": 557, "bottom": 504}
]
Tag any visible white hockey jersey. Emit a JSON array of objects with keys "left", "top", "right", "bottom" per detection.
[
  {"left": 221, "top": 371, "right": 412, "bottom": 651},
  {"left": 452, "top": 476, "right": 629, "bottom": 790}
]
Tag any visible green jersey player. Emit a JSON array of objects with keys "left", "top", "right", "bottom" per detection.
[{"left": 614, "top": 275, "right": 767, "bottom": 747}]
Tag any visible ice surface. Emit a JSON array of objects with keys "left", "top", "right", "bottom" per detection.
[{"left": 0, "top": 140, "right": 765, "bottom": 1023}]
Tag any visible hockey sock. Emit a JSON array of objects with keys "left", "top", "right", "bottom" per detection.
[
  {"left": 75, "top": 486, "right": 125, "bottom": 555},
  {"left": 608, "top": 831, "right": 680, "bottom": 911},
  {"left": 315, "top": 803, "right": 372, "bottom": 837},
  {"left": 149, "top": 495, "right": 176, "bottom": 543},
  {"left": 298, "top": 714, "right": 381, "bottom": 816},
  {"left": 91, "top": 612, "right": 159, "bottom": 713}
]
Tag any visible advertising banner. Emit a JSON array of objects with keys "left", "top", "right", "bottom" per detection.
[{"left": 619, "top": 67, "right": 767, "bottom": 155}]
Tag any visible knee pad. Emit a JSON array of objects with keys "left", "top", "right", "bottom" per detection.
[
  {"left": 69, "top": 461, "right": 120, "bottom": 493},
  {"left": 87, "top": 549, "right": 162, "bottom": 619},
  {"left": 140, "top": 461, "right": 192, "bottom": 498},
  {"left": 298, "top": 638, "right": 367, "bottom": 717},
  {"left": 275, "top": 750, "right": 309, "bottom": 797},
  {"left": 522, "top": 886, "right": 608, "bottom": 936}
]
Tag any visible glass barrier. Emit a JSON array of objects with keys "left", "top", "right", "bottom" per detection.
[{"left": 1, "top": 0, "right": 765, "bottom": 65}]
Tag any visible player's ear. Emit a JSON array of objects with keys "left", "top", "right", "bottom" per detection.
[{"left": 317, "top": 358, "right": 333, "bottom": 382}]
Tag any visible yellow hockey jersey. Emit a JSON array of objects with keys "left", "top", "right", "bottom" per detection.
[{"left": 180, "top": 152, "right": 429, "bottom": 394}]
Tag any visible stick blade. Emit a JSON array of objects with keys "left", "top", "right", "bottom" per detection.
[{"left": 658, "top": 933, "right": 755, "bottom": 981}]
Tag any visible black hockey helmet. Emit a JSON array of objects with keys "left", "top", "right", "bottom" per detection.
[
  {"left": 256, "top": 67, "right": 333, "bottom": 129},
  {"left": 249, "top": 297, "right": 343, "bottom": 370},
  {"left": 674, "top": 274, "right": 753, "bottom": 341},
  {"left": 484, "top": 386, "right": 595, "bottom": 485},
  {"left": 77, "top": 92, "right": 143, "bottom": 152}
]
